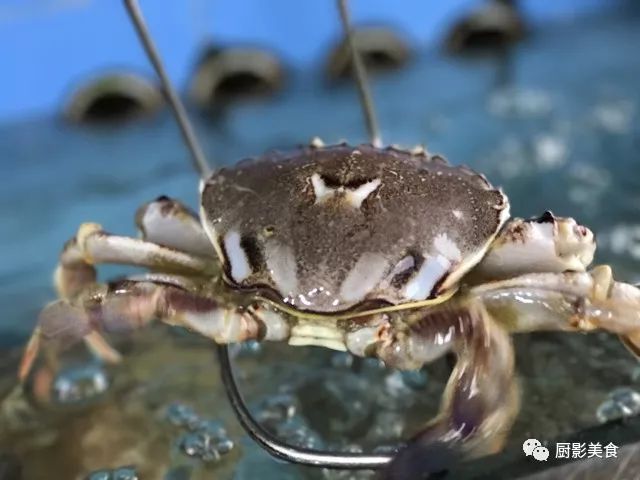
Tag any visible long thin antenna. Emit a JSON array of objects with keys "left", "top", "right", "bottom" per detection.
[
  {"left": 123, "top": 0, "right": 212, "bottom": 178},
  {"left": 337, "top": 0, "right": 382, "bottom": 148}
]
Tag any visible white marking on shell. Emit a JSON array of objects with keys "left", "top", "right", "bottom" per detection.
[
  {"left": 452, "top": 209, "right": 463, "bottom": 220},
  {"left": 265, "top": 241, "right": 298, "bottom": 296},
  {"left": 403, "top": 255, "right": 451, "bottom": 300},
  {"left": 311, "top": 173, "right": 334, "bottom": 204},
  {"left": 223, "top": 230, "right": 251, "bottom": 282},
  {"left": 339, "top": 252, "right": 388, "bottom": 302},
  {"left": 310, "top": 174, "right": 381, "bottom": 209},
  {"left": 433, "top": 233, "right": 462, "bottom": 262},
  {"left": 345, "top": 178, "right": 381, "bottom": 209}
]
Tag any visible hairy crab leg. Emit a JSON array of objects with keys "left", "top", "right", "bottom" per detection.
[
  {"left": 471, "top": 265, "right": 640, "bottom": 354},
  {"left": 341, "top": 303, "right": 518, "bottom": 477},
  {"left": 19, "top": 275, "right": 289, "bottom": 382},
  {"left": 135, "top": 196, "right": 215, "bottom": 258},
  {"left": 469, "top": 212, "right": 596, "bottom": 283},
  {"left": 55, "top": 222, "right": 217, "bottom": 299}
]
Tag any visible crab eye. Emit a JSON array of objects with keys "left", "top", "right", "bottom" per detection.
[{"left": 535, "top": 211, "right": 556, "bottom": 224}]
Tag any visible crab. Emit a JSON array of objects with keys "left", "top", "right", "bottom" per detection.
[{"left": 18, "top": 139, "right": 640, "bottom": 475}]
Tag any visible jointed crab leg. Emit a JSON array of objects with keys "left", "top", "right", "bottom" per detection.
[
  {"left": 371, "top": 303, "right": 518, "bottom": 478},
  {"left": 19, "top": 275, "right": 289, "bottom": 382},
  {"left": 472, "top": 265, "right": 640, "bottom": 355},
  {"left": 55, "top": 221, "right": 217, "bottom": 299}
]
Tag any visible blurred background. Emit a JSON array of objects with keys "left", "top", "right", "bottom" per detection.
[{"left": 1, "top": 1, "right": 640, "bottom": 479}]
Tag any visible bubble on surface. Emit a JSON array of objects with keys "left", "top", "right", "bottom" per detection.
[
  {"left": 276, "top": 417, "right": 326, "bottom": 450},
  {"left": 112, "top": 467, "right": 139, "bottom": 480},
  {"left": 179, "top": 431, "right": 223, "bottom": 462},
  {"left": 51, "top": 362, "right": 110, "bottom": 406},
  {"left": 177, "top": 418, "right": 235, "bottom": 463},
  {"left": 254, "top": 393, "right": 298, "bottom": 427},
  {"left": 85, "top": 466, "right": 138, "bottom": 480},
  {"left": 596, "top": 387, "right": 640, "bottom": 423},
  {"left": 164, "top": 403, "right": 201, "bottom": 430}
]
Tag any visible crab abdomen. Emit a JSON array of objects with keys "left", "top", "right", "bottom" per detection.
[{"left": 201, "top": 144, "right": 509, "bottom": 312}]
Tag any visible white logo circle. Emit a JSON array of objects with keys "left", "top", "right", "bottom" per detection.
[
  {"left": 532, "top": 446, "right": 550, "bottom": 461},
  {"left": 523, "top": 438, "right": 541, "bottom": 456}
]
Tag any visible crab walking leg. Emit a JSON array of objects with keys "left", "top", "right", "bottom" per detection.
[
  {"left": 54, "top": 222, "right": 217, "bottom": 298},
  {"left": 135, "top": 196, "right": 215, "bottom": 258},
  {"left": 344, "top": 304, "right": 518, "bottom": 477},
  {"left": 19, "top": 277, "right": 290, "bottom": 382},
  {"left": 469, "top": 212, "right": 596, "bottom": 283},
  {"left": 471, "top": 265, "right": 640, "bottom": 353}
]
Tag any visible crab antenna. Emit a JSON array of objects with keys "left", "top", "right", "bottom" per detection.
[
  {"left": 123, "top": 0, "right": 212, "bottom": 178},
  {"left": 337, "top": 0, "right": 382, "bottom": 148}
]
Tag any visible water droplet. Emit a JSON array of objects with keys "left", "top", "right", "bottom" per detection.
[
  {"left": 85, "top": 467, "right": 138, "bottom": 480},
  {"left": 179, "top": 432, "right": 222, "bottom": 462},
  {"left": 255, "top": 393, "right": 298, "bottom": 427},
  {"left": 596, "top": 387, "right": 640, "bottom": 422},
  {"left": 52, "top": 363, "right": 110, "bottom": 407},
  {"left": 277, "top": 419, "right": 325, "bottom": 450},
  {"left": 165, "top": 403, "right": 201, "bottom": 430},
  {"left": 215, "top": 438, "right": 235, "bottom": 455},
  {"left": 112, "top": 467, "right": 138, "bottom": 480}
]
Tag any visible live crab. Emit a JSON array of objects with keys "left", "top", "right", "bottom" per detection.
[{"left": 18, "top": 140, "right": 640, "bottom": 475}]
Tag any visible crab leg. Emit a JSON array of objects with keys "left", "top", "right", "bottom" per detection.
[
  {"left": 368, "top": 302, "right": 518, "bottom": 478},
  {"left": 55, "top": 222, "right": 217, "bottom": 299},
  {"left": 469, "top": 212, "right": 596, "bottom": 283},
  {"left": 471, "top": 265, "right": 640, "bottom": 354},
  {"left": 18, "top": 275, "right": 290, "bottom": 382}
]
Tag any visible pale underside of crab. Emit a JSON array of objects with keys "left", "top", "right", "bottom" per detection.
[{"left": 19, "top": 143, "right": 640, "bottom": 475}]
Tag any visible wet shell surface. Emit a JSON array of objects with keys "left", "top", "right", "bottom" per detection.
[{"left": 201, "top": 144, "right": 509, "bottom": 313}]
